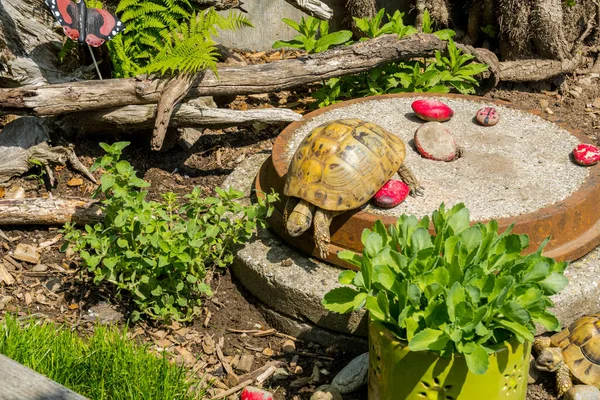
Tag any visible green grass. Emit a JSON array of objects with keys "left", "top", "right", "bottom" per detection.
[{"left": 0, "top": 314, "right": 206, "bottom": 400}]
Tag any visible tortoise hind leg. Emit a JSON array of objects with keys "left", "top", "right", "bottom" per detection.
[
  {"left": 397, "top": 163, "right": 424, "bottom": 196},
  {"left": 313, "top": 209, "right": 338, "bottom": 259},
  {"left": 283, "top": 196, "right": 298, "bottom": 226}
]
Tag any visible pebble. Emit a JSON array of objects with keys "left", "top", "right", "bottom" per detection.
[
  {"left": 44, "top": 277, "right": 62, "bottom": 292},
  {"left": 282, "top": 339, "right": 296, "bottom": 354},
  {"left": 331, "top": 352, "right": 369, "bottom": 394},
  {"left": 564, "top": 385, "right": 600, "bottom": 400},
  {"left": 311, "top": 385, "right": 343, "bottom": 400},
  {"left": 414, "top": 122, "right": 460, "bottom": 162},
  {"left": 373, "top": 179, "right": 409, "bottom": 208},
  {"left": 475, "top": 107, "right": 500, "bottom": 126},
  {"left": 545, "top": 107, "right": 554, "bottom": 115},
  {"left": 411, "top": 99, "right": 454, "bottom": 122},
  {"left": 272, "top": 367, "right": 290, "bottom": 381},
  {"left": 572, "top": 143, "right": 600, "bottom": 166},
  {"left": 240, "top": 386, "right": 273, "bottom": 400},
  {"left": 32, "top": 264, "right": 48, "bottom": 272},
  {"left": 539, "top": 99, "right": 550, "bottom": 108}
]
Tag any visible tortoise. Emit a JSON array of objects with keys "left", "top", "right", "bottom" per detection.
[
  {"left": 534, "top": 314, "right": 600, "bottom": 398},
  {"left": 283, "top": 118, "right": 423, "bottom": 258}
]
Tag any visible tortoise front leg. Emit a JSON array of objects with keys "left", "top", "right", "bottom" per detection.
[
  {"left": 313, "top": 209, "right": 337, "bottom": 259},
  {"left": 556, "top": 363, "right": 573, "bottom": 398},
  {"left": 397, "top": 163, "right": 424, "bottom": 196}
]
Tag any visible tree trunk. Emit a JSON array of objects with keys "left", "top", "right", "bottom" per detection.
[
  {"left": 0, "top": 198, "right": 102, "bottom": 226},
  {"left": 531, "top": 0, "right": 570, "bottom": 60},
  {"left": 0, "top": 34, "right": 498, "bottom": 116}
]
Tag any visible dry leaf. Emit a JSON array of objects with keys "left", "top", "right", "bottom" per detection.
[
  {"left": 24, "top": 292, "right": 32, "bottom": 306},
  {"left": 69, "top": 303, "right": 79, "bottom": 310},
  {"left": 0, "top": 265, "right": 15, "bottom": 285},
  {"left": 67, "top": 177, "right": 83, "bottom": 187}
]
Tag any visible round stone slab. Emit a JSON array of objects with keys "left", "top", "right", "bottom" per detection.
[
  {"left": 225, "top": 153, "right": 600, "bottom": 347},
  {"left": 414, "top": 121, "right": 459, "bottom": 161}
]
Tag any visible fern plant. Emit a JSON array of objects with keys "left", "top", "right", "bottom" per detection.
[{"left": 108, "top": 2, "right": 252, "bottom": 77}]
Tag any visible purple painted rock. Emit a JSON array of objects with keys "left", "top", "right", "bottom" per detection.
[
  {"left": 373, "top": 179, "right": 410, "bottom": 208},
  {"left": 573, "top": 143, "right": 600, "bottom": 166},
  {"left": 414, "top": 122, "right": 459, "bottom": 161},
  {"left": 475, "top": 107, "right": 500, "bottom": 126},
  {"left": 241, "top": 386, "right": 274, "bottom": 400},
  {"left": 411, "top": 99, "right": 454, "bottom": 122}
]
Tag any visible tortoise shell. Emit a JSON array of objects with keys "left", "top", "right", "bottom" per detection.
[
  {"left": 550, "top": 314, "right": 600, "bottom": 386},
  {"left": 284, "top": 119, "right": 407, "bottom": 211}
]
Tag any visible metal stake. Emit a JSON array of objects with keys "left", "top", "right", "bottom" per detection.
[{"left": 87, "top": 43, "right": 103, "bottom": 80}]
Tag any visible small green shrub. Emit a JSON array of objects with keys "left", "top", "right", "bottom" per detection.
[
  {"left": 272, "top": 16, "right": 352, "bottom": 53},
  {"left": 62, "top": 142, "right": 276, "bottom": 322},
  {"left": 322, "top": 203, "right": 568, "bottom": 375},
  {"left": 353, "top": 9, "right": 417, "bottom": 40},
  {"left": 0, "top": 314, "right": 206, "bottom": 399},
  {"left": 108, "top": 3, "right": 252, "bottom": 77}
]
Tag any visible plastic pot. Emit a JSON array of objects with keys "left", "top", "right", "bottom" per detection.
[{"left": 368, "top": 321, "right": 531, "bottom": 400}]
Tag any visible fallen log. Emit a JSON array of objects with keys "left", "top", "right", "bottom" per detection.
[
  {"left": 0, "top": 198, "right": 102, "bottom": 226},
  {"left": 0, "top": 34, "right": 497, "bottom": 116},
  {"left": 58, "top": 102, "right": 302, "bottom": 133},
  {"left": 284, "top": 0, "right": 333, "bottom": 20}
]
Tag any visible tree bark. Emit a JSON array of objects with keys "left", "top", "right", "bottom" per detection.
[
  {"left": 0, "top": 0, "right": 66, "bottom": 86},
  {"left": 531, "top": 0, "right": 570, "bottom": 60},
  {"left": 284, "top": 0, "right": 334, "bottom": 20},
  {"left": 58, "top": 102, "right": 302, "bottom": 133},
  {"left": 191, "top": 0, "right": 246, "bottom": 10},
  {"left": 0, "top": 34, "right": 498, "bottom": 116},
  {"left": 498, "top": 56, "right": 585, "bottom": 82},
  {"left": 0, "top": 198, "right": 102, "bottom": 226}
]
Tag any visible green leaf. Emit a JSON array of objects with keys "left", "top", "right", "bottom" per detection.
[
  {"left": 462, "top": 343, "right": 489, "bottom": 375},
  {"left": 322, "top": 287, "right": 364, "bottom": 314},
  {"left": 338, "top": 270, "right": 356, "bottom": 285},
  {"left": 101, "top": 174, "right": 116, "bottom": 192},
  {"left": 408, "top": 328, "right": 449, "bottom": 351},
  {"left": 315, "top": 31, "right": 353, "bottom": 52},
  {"left": 539, "top": 273, "right": 569, "bottom": 295},
  {"left": 365, "top": 232, "right": 384, "bottom": 258},
  {"left": 531, "top": 311, "right": 561, "bottom": 332},
  {"left": 495, "top": 319, "right": 534, "bottom": 342},
  {"left": 500, "top": 301, "right": 531, "bottom": 325},
  {"left": 337, "top": 250, "right": 362, "bottom": 267},
  {"left": 447, "top": 282, "right": 465, "bottom": 322}
]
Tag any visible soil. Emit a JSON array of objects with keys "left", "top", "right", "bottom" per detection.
[{"left": 1, "top": 61, "right": 600, "bottom": 399}]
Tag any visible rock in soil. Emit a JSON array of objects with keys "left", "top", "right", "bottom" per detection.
[
  {"left": 241, "top": 386, "right": 273, "bottom": 400},
  {"left": 414, "top": 122, "right": 460, "bottom": 162},
  {"left": 564, "top": 385, "right": 600, "bottom": 400},
  {"left": 311, "top": 385, "right": 343, "bottom": 400},
  {"left": 331, "top": 352, "right": 369, "bottom": 394},
  {"left": 282, "top": 339, "right": 296, "bottom": 354}
]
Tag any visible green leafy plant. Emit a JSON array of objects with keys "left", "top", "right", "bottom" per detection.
[
  {"left": 26, "top": 158, "right": 47, "bottom": 185},
  {"left": 420, "top": 8, "right": 455, "bottom": 40},
  {"left": 272, "top": 16, "right": 352, "bottom": 53},
  {"left": 322, "top": 203, "right": 568, "bottom": 375},
  {"left": 62, "top": 142, "right": 276, "bottom": 322},
  {"left": 108, "top": 3, "right": 252, "bottom": 77},
  {"left": 0, "top": 314, "right": 207, "bottom": 399},
  {"left": 353, "top": 9, "right": 416, "bottom": 40}
]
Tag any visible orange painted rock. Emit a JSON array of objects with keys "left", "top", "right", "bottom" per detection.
[
  {"left": 411, "top": 99, "right": 454, "bottom": 122},
  {"left": 373, "top": 179, "right": 410, "bottom": 208},
  {"left": 573, "top": 143, "right": 600, "bottom": 166},
  {"left": 475, "top": 107, "right": 500, "bottom": 126},
  {"left": 414, "top": 122, "right": 459, "bottom": 161}
]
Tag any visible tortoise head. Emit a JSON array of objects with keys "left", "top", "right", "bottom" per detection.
[
  {"left": 286, "top": 199, "right": 314, "bottom": 237},
  {"left": 536, "top": 347, "right": 564, "bottom": 372}
]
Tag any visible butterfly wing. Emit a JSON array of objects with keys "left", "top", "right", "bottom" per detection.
[
  {"left": 85, "top": 8, "right": 125, "bottom": 47},
  {"left": 45, "top": 0, "right": 83, "bottom": 42}
]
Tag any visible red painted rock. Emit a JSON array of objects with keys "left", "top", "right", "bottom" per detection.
[
  {"left": 475, "top": 107, "right": 500, "bottom": 126},
  {"left": 241, "top": 387, "right": 274, "bottom": 400},
  {"left": 411, "top": 99, "right": 454, "bottom": 122},
  {"left": 373, "top": 179, "right": 410, "bottom": 208},
  {"left": 573, "top": 143, "right": 600, "bottom": 166},
  {"left": 414, "top": 122, "right": 459, "bottom": 161}
]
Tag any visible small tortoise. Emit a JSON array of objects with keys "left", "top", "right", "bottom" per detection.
[
  {"left": 534, "top": 314, "right": 600, "bottom": 398},
  {"left": 283, "top": 118, "right": 422, "bottom": 258}
]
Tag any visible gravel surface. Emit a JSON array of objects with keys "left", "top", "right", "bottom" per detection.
[{"left": 283, "top": 97, "right": 589, "bottom": 221}]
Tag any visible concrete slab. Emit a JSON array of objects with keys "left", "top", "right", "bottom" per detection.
[{"left": 225, "top": 153, "right": 600, "bottom": 344}]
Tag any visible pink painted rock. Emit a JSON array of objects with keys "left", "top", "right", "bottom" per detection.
[
  {"left": 475, "top": 107, "right": 500, "bottom": 126},
  {"left": 414, "top": 122, "right": 459, "bottom": 161},
  {"left": 241, "top": 386, "right": 274, "bottom": 400},
  {"left": 573, "top": 143, "right": 600, "bottom": 166},
  {"left": 373, "top": 180, "right": 410, "bottom": 208},
  {"left": 411, "top": 99, "right": 454, "bottom": 122}
]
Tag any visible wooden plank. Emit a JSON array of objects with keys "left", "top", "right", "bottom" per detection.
[{"left": 0, "top": 354, "right": 88, "bottom": 399}]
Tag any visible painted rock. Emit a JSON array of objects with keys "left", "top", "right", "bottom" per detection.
[
  {"left": 475, "top": 107, "right": 500, "bottom": 126},
  {"left": 414, "top": 122, "right": 460, "bottom": 161},
  {"left": 573, "top": 143, "right": 600, "bottom": 166},
  {"left": 241, "top": 386, "right": 274, "bottom": 400},
  {"left": 373, "top": 179, "right": 410, "bottom": 208},
  {"left": 564, "top": 385, "right": 600, "bottom": 400},
  {"left": 411, "top": 99, "right": 454, "bottom": 122}
]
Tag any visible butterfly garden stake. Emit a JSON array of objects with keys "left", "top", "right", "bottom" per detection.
[{"left": 45, "top": 0, "right": 125, "bottom": 79}]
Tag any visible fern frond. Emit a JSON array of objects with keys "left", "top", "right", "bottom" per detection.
[{"left": 116, "top": 0, "right": 141, "bottom": 13}]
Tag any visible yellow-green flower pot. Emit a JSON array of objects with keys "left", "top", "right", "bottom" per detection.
[{"left": 368, "top": 321, "right": 532, "bottom": 400}]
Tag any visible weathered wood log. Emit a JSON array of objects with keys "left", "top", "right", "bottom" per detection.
[
  {"left": 0, "top": 0, "right": 66, "bottom": 86},
  {"left": 284, "top": 0, "right": 334, "bottom": 20},
  {"left": 498, "top": 56, "right": 586, "bottom": 82},
  {"left": 58, "top": 102, "right": 303, "bottom": 132},
  {"left": 191, "top": 0, "right": 246, "bottom": 10},
  {"left": 0, "top": 34, "right": 498, "bottom": 116},
  {"left": 0, "top": 354, "right": 87, "bottom": 400},
  {"left": 0, "top": 198, "right": 102, "bottom": 226}
]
